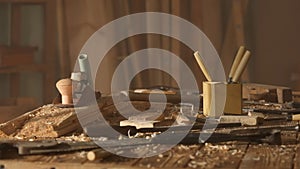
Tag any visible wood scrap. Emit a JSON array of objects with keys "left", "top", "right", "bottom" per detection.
[
  {"left": 219, "top": 115, "right": 262, "bottom": 126},
  {"left": 243, "top": 83, "right": 293, "bottom": 103},
  {"left": 87, "top": 148, "right": 112, "bottom": 161},
  {"left": 293, "top": 91, "right": 300, "bottom": 103},
  {"left": 0, "top": 105, "right": 80, "bottom": 138},
  {"left": 120, "top": 120, "right": 158, "bottom": 129},
  {"left": 0, "top": 130, "right": 8, "bottom": 138}
]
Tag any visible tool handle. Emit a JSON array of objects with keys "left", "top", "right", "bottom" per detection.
[
  {"left": 232, "top": 51, "right": 251, "bottom": 83},
  {"left": 229, "top": 46, "right": 245, "bottom": 81},
  {"left": 87, "top": 149, "right": 111, "bottom": 161},
  {"left": 194, "top": 51, "right": 212, "bottom": 82}
]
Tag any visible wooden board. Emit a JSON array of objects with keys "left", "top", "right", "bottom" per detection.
[
  {"left": 0, "top": 105, "right": 79, "bottom": 138},
  {"left": 239, "top": 144, "right": 295, "bottom": 169}
]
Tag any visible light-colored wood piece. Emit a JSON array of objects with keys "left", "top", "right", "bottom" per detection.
[
  {"left": 292, "top": 114, "right": 300, "bottom": 121},
  {"left": 56, "top": 79, "right": 73, "bottom": 104},
  {"left": 194, "top": 51, "right": 212, "bottom": 82},
  {"left": 219, "top": 115, "right": 259, "bottom": 126},
  {"left": 232, "top": 50, "right": 251, "bottom": 82},
  {"left": 203, "top": 82, "right": 242, "bottom": 116},
  {"left": 120, "top": 120, "right": 158, "bottom": 129},
  {"left": 87, "top": 149, "right": 111, "bottom": 161},
  {"left": 229, "top": 46, "right": 245, "bottom": 80},
  {"left": 203, "top": 82, "right": 226, "bottom": 117}
]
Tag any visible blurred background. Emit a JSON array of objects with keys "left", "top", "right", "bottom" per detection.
[{"left": 0, "top": 0, "right": 299, "bottom": 119}]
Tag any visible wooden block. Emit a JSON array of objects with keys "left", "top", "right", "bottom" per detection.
[
  {"left": 224, "top": 83, "right": 243, "bottom": 115},
  {"left": 203, "top": 82, "right": 242, "bottom": 116},
  {"left": 203, "top": 82, "right": 226, "bottom": 117},
  {"left": 120, "top": 120, "right": 158, "bottom": 129},
  {"left": 219, "top": 115, "right": 261, "bottom": 126}
]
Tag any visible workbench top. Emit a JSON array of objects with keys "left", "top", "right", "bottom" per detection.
[{"left": 0, "top": 140, "right": 299, "bottom": 169}]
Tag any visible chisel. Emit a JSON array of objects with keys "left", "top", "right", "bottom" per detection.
[
  {"left": 231, "top": 50, "right": 251, "bottom": 83},
  {"left": 194, "top": 51, "right": 212, "bottom": 82},
  {"left": 228, "top": 46, "right": 245, "bottom": 83}
]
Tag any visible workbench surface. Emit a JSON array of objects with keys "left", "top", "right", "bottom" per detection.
[
  {"left": 0, "top": 127, "right": 299, "bottom": 169},
  {"left": 0, "top": 143, "right": 299, "bottom": 169},
  {"left": 0, "top": 98, "right": 299, "bottom": 169}
]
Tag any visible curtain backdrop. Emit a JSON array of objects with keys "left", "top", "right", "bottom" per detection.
[{"left": 63, "top": 0, "right": 300, "bottom": 93}]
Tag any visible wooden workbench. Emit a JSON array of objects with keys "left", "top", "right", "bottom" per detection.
[
  {"left": 0, "top": 97, "right": 299, "bottom": 169},
  {"left": 0, "top": 140, "right": 299, "bottom": 169}
]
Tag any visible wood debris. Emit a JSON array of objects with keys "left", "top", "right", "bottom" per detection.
[
  {"left": 243, "top": 83, "right": 293, "bottom": 103},
  {"left": 0, "top": 105, "right": 80, "bottom": 138}
]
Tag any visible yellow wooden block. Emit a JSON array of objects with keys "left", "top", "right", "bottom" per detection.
[
  {"left": 203, "top": 82, "right": 242, "bottom": 117},
  {"left": 224, "top": 83, "right": 242, "bottom": 115}
]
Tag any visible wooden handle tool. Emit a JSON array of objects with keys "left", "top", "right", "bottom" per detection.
[
  {"left": 194, "top": 51, "right": 212, "bottom": 81},
  {"left": 87, "top": 149, "right": 111, "bottom": 161},
  {"left": 228, "top": 46, "right": 245, "bottom": 83},
  {"left": 232, "top": 50, "right": 251, "bottom": 83}
]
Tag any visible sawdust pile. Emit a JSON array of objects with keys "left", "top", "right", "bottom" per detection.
[{"left": 0, "top": 105, "right": 81, "bottom": 139}]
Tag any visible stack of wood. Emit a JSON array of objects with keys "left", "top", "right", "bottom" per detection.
[
  {"left": 243, "top": 83, "right": 293, "bottom": 103},
  {"left": 0, "top": 105, "right": 80, "bottom": 138}
]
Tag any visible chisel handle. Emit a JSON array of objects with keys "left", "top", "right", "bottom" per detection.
[
  {"left": 229, "top": 46, "right": 245, "bottom": 82},
  {"left": 232, "top": 51, "right": 251, "bottom": 83},
  {"left": 194, "top": 51, "right": 212, "bottom": 82}
]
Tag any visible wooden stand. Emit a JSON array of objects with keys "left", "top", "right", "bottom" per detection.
[{"left": 203, "top": 81, "right": 242, "bottom": 117}]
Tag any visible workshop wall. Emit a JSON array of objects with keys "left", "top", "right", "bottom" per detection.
[
  {"left": 1, "top": 0, "right": 300, "bottom": 103},
  {"left": 248, "top": 0, "right": 300, "bottom": 89}
]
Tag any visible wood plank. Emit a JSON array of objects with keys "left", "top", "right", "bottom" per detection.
[
  {"left": 0, "top": 160, "right": 151, "bottom": 169},
  {"left": 239, "top": 144, "right": 295, "bottom": 169},
  {"left": 163, "top": 145, "right": 201, "bottom": 168},
  {"left": 281, "top": 130, "right": 298, "bottom": 145},
  {"left": 183, "top": 143, "right": 248, "bottom": 169},
  {"left": 0, "top": 105, "right": 80, "bottom": 138}
]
